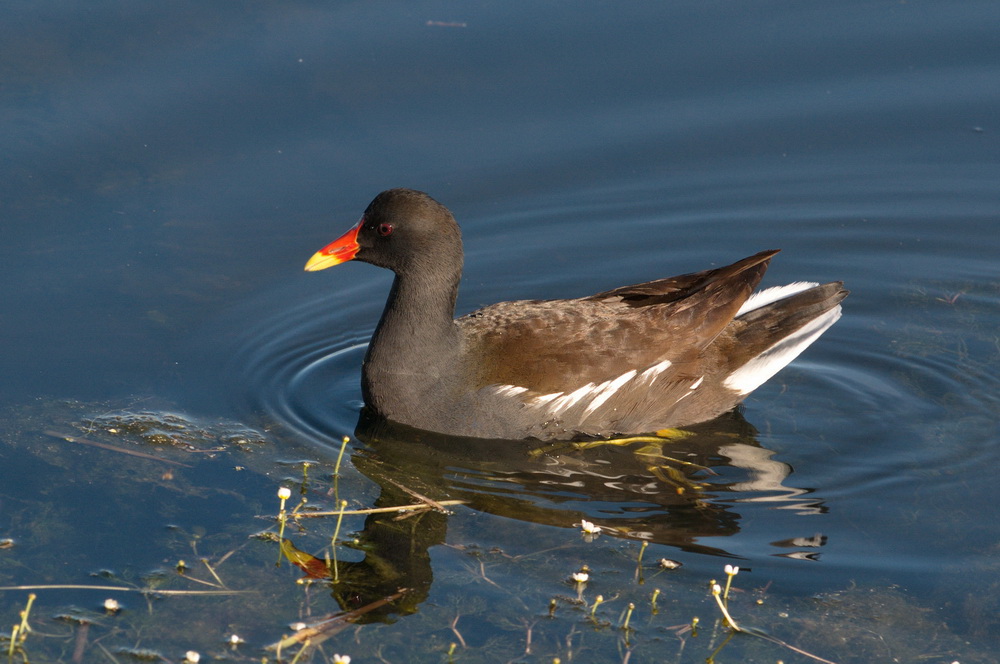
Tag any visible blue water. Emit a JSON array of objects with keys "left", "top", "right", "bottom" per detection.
[{"left": 2, "top": 0, "right": 999, "bottom": 660}]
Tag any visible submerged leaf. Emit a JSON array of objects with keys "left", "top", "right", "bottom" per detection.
[{"left": 280, "top": 539, "right": 330, "bottom": 579}]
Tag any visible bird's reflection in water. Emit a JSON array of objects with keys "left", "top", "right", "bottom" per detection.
[{"left": 313, "top": 407, "right": 824, "bottom": 623}]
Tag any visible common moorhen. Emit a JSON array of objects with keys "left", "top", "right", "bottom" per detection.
[{"left": 305, "top": 188, "right": 847, "bottom": 441}]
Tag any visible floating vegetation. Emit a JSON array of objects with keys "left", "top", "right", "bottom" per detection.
[{"left": 0, "top": 399, "right": 994, "bottom": 663}]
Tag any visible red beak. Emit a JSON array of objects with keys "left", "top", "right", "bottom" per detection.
[{"left": 304, "top": 219, "right": 363, "bottom": 271}]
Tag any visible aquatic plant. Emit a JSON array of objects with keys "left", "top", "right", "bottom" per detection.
[{"left": 5, "top": 593, "right": 35, "bottom": 661}]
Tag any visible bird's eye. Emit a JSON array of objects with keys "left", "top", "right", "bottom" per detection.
[{"left": 377, "top": 223, "right": 393, "bottom": 237}]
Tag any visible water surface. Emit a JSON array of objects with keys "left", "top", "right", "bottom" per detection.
[{"left": 2, "top": 0, "right": 999, "bottom": 661}]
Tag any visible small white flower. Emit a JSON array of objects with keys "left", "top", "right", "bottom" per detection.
[
  {"left": 277, "top": 487, "right": 292, "bottom": 500},
  {"left": 229, "top": 634, "right": 242, "bottom": 645},
  {"left": 333, "top": 655, "right": 351, "bottom": 664},
  {"left": 579, "top": 520, "right": 601, "bottom": 535},
  {"left": 291, "top": 621, "right": 308, "bottom": 631},
  {"left": 571, "top": 572, "right": 589, "bottom": 584},
  {"left": 712, "top": 583, "right": 722, "bottom": 595},
  {"left": 658, "top": 558, "right": 682, "bottom": 570},
  {"left": 724, "top": 564, "right": 740, "bottom": 576},
  {"left": 184, "top": 651, "right": 201, "bottom": 664},
  {"left": 103, "top": 598, "right": 120, "bottom": 612}
]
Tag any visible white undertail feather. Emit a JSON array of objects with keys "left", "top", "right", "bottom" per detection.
[
  {"left": 724, "top": 304, "right": 842, "bottom": 395},
  {"left": 737, "top": 282, "right": 819, "bottom": 317}
]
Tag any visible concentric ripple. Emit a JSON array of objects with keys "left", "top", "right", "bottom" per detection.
[
  {"left": 223, "top": 279, "right": 385, "bottom": 449},
  {"left": 196, "top": 192, "right": 1000, "bottom": 580}
]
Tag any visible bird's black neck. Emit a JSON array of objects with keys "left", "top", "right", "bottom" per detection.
[{"left": 361, "top": 266, "right": 463, "bottom": 419}]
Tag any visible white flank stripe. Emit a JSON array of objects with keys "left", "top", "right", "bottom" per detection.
[
  {"left": 531, "top": 392, "right": 562, "bottom": 406},
  {"left": 583, "top": 370, "right": 638, "bottom": 417},
  {"left": 689, "top": 376, "right": 704, "bottom": 390},
  {"left": 493, "top": 385, "right": 528, "bottom": 398},
  {"left": 548, "top": 383, "right": 596, "bottom": 414},
  {"left": 724, "top": 305, "right": 842, "bottom": 395},
  {"left": 638, "top": 359, "right": 672, "bottom": 384},
  {"left": 736, "top": 282, "right": 819, "bottom": 317}
]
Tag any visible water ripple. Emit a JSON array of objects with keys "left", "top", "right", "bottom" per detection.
[{"left": 224, "top": 281, "right": 381, "bottom": 447}]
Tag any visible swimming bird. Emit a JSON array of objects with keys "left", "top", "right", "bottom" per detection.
[{"left": 305, "top": 188, "right": 846, "bottom": 441}]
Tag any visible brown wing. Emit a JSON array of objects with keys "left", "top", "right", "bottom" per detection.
[{"left": 457, "top": 250, "right": 780, "bottom": 393}]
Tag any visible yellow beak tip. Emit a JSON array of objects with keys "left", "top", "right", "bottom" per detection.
[{"left": 304, "top": 252, "right": 342, "bottom": 272}]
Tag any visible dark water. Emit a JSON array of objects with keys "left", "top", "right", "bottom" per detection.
[{"left": 2, "top": 1, "right": 999, "bottom": 661}]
